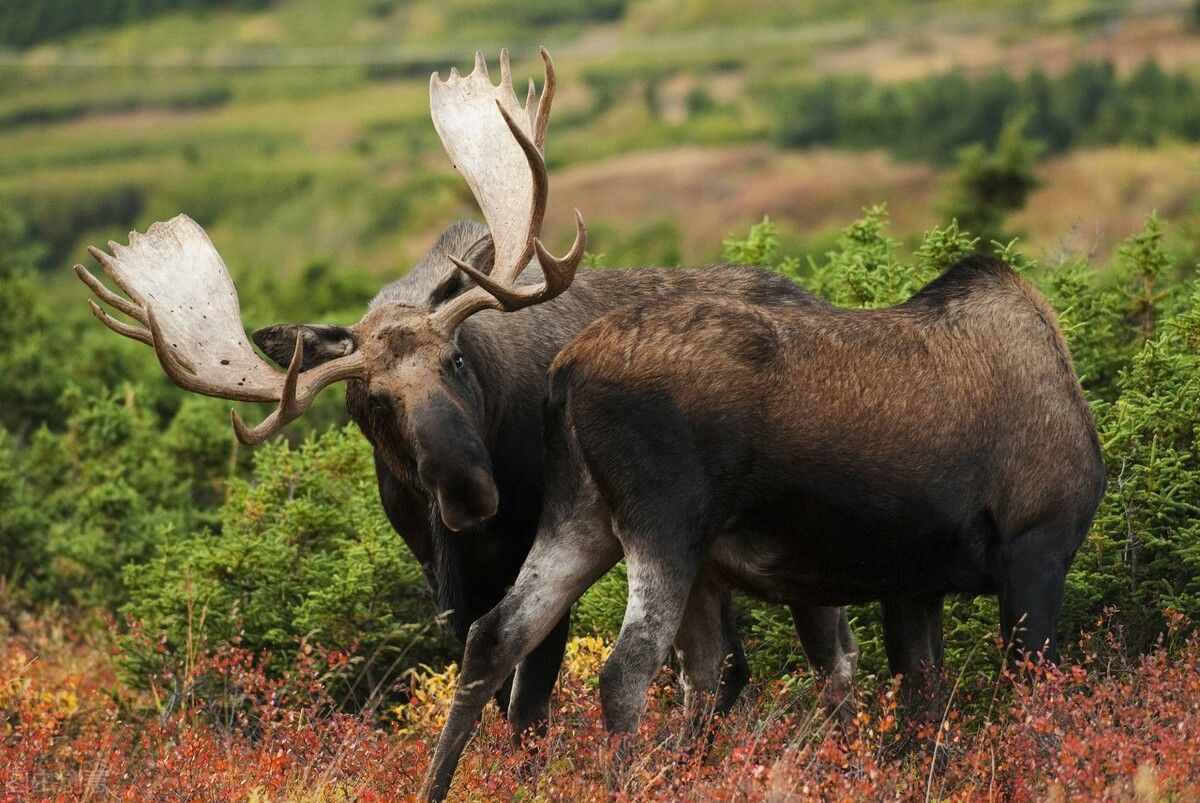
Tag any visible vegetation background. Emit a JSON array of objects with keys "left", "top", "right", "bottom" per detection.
[{"left": 2, "top": 0, "right": 1200, "bottom": 798}]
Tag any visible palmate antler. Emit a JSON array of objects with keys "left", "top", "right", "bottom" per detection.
[
  {"left": 428, "top": 48, "right": 586, "bottom": 331},
  {"left": 77, "top": 48, "right": 581, "bottom": 444},
  {"left": 74, "top": 215, "right": 365, "bottom": 444}
]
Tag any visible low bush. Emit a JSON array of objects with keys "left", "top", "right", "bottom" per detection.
[
  {"left": 118, "top": 426, "right": 455, "bottom": 709},
  {"left": 2, "top": 609, "right": 1199, "bottom": 800}
]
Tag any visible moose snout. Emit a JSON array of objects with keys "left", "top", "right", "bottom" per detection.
[
  {"left": 412, "top": 399, "right": 499, "bottom": 532},
  {"left": 418, "top": 454, "right": 498, "bottom": 531},
  {"left": 432, "top": 465, "right": 499, "bottom": 532}
]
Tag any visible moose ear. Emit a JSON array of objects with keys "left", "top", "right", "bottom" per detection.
[
  {"left": 252, "top": 324, "right": 356, "bottom": 371},
  {"left": 427, "top": 236, "right": 496, "bottom": 308},
  {"left": 426, "top": 270, "right": 465, "bottom": 308}
]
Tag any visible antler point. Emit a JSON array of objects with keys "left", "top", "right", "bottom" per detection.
[
  {"left": 500, "top": 48, "right": 513, "bottom": 88},
  {"left": 230, "top": 409, "right": 256, "bottom": 446}
]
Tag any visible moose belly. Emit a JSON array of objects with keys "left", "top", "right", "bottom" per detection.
[{"left": 707, "top": 491, "right": 995, "bottom": 606}]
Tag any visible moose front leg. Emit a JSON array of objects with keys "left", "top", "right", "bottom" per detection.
[
  {"left": 419, "top": 521, "right": 620, "bottom": 802},
  {"left": 599, "top": 543, "right": 703, "bottom": 737},
  {"left": 507, "top": 612, "right": 571, "bottom": 738}
]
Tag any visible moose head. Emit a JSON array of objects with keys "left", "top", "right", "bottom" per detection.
[{"left": 75, "top": 48, "right": 585, "bottom": 533}]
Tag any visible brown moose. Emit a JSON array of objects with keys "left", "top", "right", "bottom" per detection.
[{"left": 420, "top": 252, "right": 1106, "bottom": 800}]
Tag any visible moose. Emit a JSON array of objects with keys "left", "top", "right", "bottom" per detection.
[
  {"left": 74, "top": 49, "right": 854, "bottom": 739},
  {"left": 419, "top": 253, "right": 1106, "bottom": 799}
]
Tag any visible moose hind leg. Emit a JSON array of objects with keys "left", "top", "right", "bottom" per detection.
[
  {"left": 999, "top": 523, "right": 1075, "bottom": 664},
  {"left": 673, "top": 571, "right": 749, "bottom": 735},
  {"left": 792, "top": 605, "right": 858, "bottom": 718}
]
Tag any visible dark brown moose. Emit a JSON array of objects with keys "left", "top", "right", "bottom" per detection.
[
  {"left": 75, "top": 49, "right": 854, "bottom": 743},
  {"left": 420, "top": 254, "right": 1106, "bottom": 800}
]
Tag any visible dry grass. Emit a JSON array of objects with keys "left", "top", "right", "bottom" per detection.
[
  {"left": 546, "top": 143, "right": 940, "bottom": 262},
  {"left": 1015, "top": 143, "right": 1200, "bottom": 260},
  {"left": 546, "top": 141, "right": 1199, "bottom": 263},
  {"left": 815, "top": 10, "right": 1200, "bottom": 83}
]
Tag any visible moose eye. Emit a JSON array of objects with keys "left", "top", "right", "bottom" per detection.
[{"left": 451, "top": 353, "right": 466, "bottom": 372}]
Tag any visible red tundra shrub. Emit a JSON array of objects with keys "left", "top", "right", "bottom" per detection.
[{"left": 1, "top": 609, "right": 1199, "bottom": 801}]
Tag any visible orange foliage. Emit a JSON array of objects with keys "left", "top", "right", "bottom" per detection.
[{"left": 1, "top": 612, "right": 1198, "bottom": 801}]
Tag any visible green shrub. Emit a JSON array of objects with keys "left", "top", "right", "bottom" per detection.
[
  {"left": 940, "top": 115, "right": 1042, "bottom": 245},
  {"left": 575, "top": 562, "right": 629, "bottom": 637},
  {"left": 0, "top": 209, "right": 67, "bottom": 433},
  {"left": 119, "top": 426, "right": 454, "bottom": 708},
  {"left": 586, "top": 220, "right": 684, "bottom": 267},
  {"left": 0, "top": 386, "right": 224, "bottom": 607},
  {"left": 763, "top": 59, "right": 1200, "bottom": 164}
]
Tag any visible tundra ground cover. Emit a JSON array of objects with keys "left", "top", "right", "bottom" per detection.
[{"left": 2, "top": 607, "right": 1199, "bottom": 801}]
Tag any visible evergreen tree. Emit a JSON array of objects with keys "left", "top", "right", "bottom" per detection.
[{"left": 939, "top": 115, "right": 1042, "bottom": 246}]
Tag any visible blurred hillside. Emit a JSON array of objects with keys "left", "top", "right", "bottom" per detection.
[{"left": 1, "top": 0, "right": 1199, "bottom": 301}]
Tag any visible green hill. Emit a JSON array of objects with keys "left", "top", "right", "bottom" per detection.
[{"left": 1, "top": 0, "right": 1198, "bottom": 304}]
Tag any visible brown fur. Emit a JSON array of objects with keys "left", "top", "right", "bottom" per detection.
[
  {"left": 420, "top": 255, "right": 1102, "bottom": 801},
  {"left": 554, "top": 258, "right": 1100, "bottom": 538}
]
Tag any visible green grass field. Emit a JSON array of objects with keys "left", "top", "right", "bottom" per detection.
[{"left": 4, "top": 0, "right": 1199, "bottom": 313}]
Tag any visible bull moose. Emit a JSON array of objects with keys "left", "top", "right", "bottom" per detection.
[
  {"left": 419, "top": 253, "right": 1106, "bottom": 799},
  {"left": 74, "top": 49, "right": 854, "bottom": 741}
]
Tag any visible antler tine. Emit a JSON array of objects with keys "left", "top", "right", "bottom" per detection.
[
  {"left": 532, "top": 47, "right": 555, "bottom": 150},
  {"left": 86, "top": 298, "right": 153, "bottom": 346},
  {"left": 445, "top": 209, "right": 585, "bottom": 312},
  {"left": 461, "top": 217, "right": 583, "bottom": 311},
  {"left": 231, "top": 332, "right": 304, "bottom": 445},
  {"left": 231, "top": 341, "right": 366, "bottom": 445},
  {"left": 499, "top": 48, "right": 513, "bottom": 90},
  {"left": 533, "top": 208, "right": 586, "bottom": 286},
  {"left": 75, "top": 263, "right": 147, "bottom": 324},
  {"left": 490, "top": 99, "right": 548, "bottom": 285},
  {"left": 525, "top": 79, "right": 537, "bottom": 132},
  {"left": 87, "top": 245, "right": 145, "bottom": 312}
]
